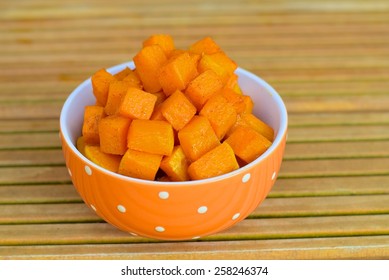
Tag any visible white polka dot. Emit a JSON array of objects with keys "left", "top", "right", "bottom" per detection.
[
  {"left": 90, "top": 204, "right": 96, "bottom": 211},
  {"left": 271, "top": 172, "right": 276, "bottom": 180},
  {"left": 155, "top": 226, "right": 165, "bottom": 232},
  {"left": 232, "top": 213, "right": 240, "bottom": 220},
  {"left": 192, "top": 236, "right": 201, "bottom": 239},
  {"left": 159, "top": 191, "right": 169, "bottom": 199},
  {"left": 117, "top": 205, "right": 126, "bottom": 213},
  {"left": 67, "top": 168, "right": 72, "bottom": 177},
  {"left": 197, "top": 206, "right": 208, "bottom": 214},
  {"left": 242, "top": 173, "right": 251, "bottom": 183},
  {"left": 130, "top": 232, "right": 138, "bottom": 236},
  {"left": 84, "top": 165, "right": 92, "bottom": 175}
]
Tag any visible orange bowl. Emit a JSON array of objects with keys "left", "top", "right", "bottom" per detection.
[{"left": 59, "top": 62, "right": 288, "bottom": 240}]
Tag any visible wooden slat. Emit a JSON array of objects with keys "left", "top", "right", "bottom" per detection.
[
  {"left": 1, "top": 214, "right": 389, "bottom": 246},
  {"left": 0, "top": 132, "right": 61, "bottom": 150},
  {"left": 2, "top": 195, "right": 389, "bottom": 224},
  {"left": 0, "top": 166, "right": 70, "bottom": 185},
  {"left": 2, "top": 235, "right": 389, "bottom": 259},
  {"left": 0, "top": 184, "right": 80, "bottom": 204},
  {"left": 0, "top": 149, "right": 64, "bottom": 166}
]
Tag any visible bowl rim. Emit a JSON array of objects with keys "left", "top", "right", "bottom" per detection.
[{"left": 60, "top": 61, "right": 288, "bottom": 186}]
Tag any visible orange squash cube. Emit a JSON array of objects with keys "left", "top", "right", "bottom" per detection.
[
  {"left": 118, "top": 87, "right": 157, "bottom": 120},
  {"left": 178, "top": 115, "right": 220, "bottom": 162},
  {"left": 225, "top": 126, "right": 272, "bottom": 164},
  {"left": 118, "top": 149, "right": 163, "bottom": 180},
  {"left": 84, "top": 145, "right": 122, "bottom": 173},
  {"left": 98, "top": 115, "right": 132, "bottom": 155},
  {"left": 143, "top": 34, "right": 175, "bottom": 56},
  {"left": 242, "top": 95, "right": 254, "bottom": 114},
  {"left": 160, "top": 146, "right": 190, "bottom": 181},
  {"left": 133, "top": 44, "right": 167, "bottom": 93},
  {"left": 158, "top": 52, "right": 199, "bottom": 96},
  {"left": 91, "top": 69, "right": 116, "bottom": 106},
  {"left": 220, "top": 87, "right": 246, "bottom": 114},
  {"left": 160, "top": 90, "right": 197, "bottom": 131},
  {"left": 104, "top": 81, "right": 130, "bottom": 115},
  {"left": 198, "top": 52, "right": 237, "bottom": 84},
  {"left": 199, "top": 94, "right": 237, "bottom": 140},
  {"left": 82, "top": 105, "right": 105, "bottom": 145},
  {"left": 188, "top": 142, "right": 239, "bottom": 180},
  {"left": 231, "top": 113, "right": 274, "bottom": 142},
  {"left": 114, "top": 67, "right": 133, "bottom": 81},
  {"left": 185, "top": 69, "right": 223, "bottom": 110},
  {"left": 189, "top": 36, "right": 221, "bottom": 55},
  {"left": 121, "top": 69, "right": 142, "bottom": 89},
  {"left": 127, "top": 119, "right": 174, "bottom": 156},
  {"left": 76, "top": 136, "right": 86, "bottom": 156}
]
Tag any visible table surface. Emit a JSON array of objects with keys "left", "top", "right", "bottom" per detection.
[{"left": 1, "top": 0, "right": 389, "bottom": 260}]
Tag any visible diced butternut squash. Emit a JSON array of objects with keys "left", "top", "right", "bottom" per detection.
[
  {"left": 225, "top": 126, "right": 272, "bottom": 164},
  {"left": 230, "top": 113, "right": 274, "bottom": 141},
  {"left": 121, "top": 69, "right": 142, "bottom": 89},
  {"left": 104, "top": 81, "right": 130, "bottom": 115},
  {"left": 114, "top": 67, "right": 133, "bottom": 81},
  {"left": 189, "top": 36, "right": 221, "bottom": 55},
  {"left": 127, "top": 119, "right": 174, "bottom": 156},
  {"left": 98, "top": 115, "right": 132, "bottom": 155},
  {"left": 152, "top": 91, "right": 167, "bottom": 107},
  {"left": 185, "top": 69, "right": 223, "bottom": 110},
  {"left": 178, "top": 115, "right": 220, "bottom": 162},
  {"left": 84, "top": 145, "right": 122, "bottom": 173},
  {"left": 150, "top": 104, "right": 166, "bottom": 121},
  {"left": 118, "top": 149, "right": 163, "bottom": 180},
  {"left": 188, "top": 142, "right": 239, "bottom": 180},
  {"left": 198, "top": 52, "right": 237, "bottom": 84},
  {"left": 82, "top": 105, "right": 105, "bottom": 145},
  {"left": 158, "top": 52, "right": 199, "bottom": 96},
  {"left": 133, "top": 44, "right": 167, "bottom": 93},
  {"left": 160, "top": 146, "right": 190, "bottom": 181},
  {"left": 242, "top": 95, "right": 254, "bottom": 114},
  {"left": 143, "top": 34, "right": 175, "bottom": 56},
  {"left": 118, "top": 87, "right": 157, "bottom": 120},
  {"left": 76, "top": 136, "right": 86, "bottom": 156},
  {"left": 199, "top": 94, "right": 237, "bottom": 140},
  {"left": 91, "top": 69, "right": 116, "bottom": 106},
  {"left": 220, "top": 87, "right": 246, "bottom": 114},
  {"left": 160, "top": 90, "right": 197, "bottom": 131}
]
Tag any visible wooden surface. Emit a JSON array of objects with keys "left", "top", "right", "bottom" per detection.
[{"left": 1, "top": 0, "right": 389, "bottom": 259}]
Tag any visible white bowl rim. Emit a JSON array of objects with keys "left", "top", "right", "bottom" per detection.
[{"left": 60, "top": 61, "right": 288, "bottom": 186}]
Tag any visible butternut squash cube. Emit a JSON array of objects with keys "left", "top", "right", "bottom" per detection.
[
  {"left": 220, "top": 87, "right": 246, "bottom": 114},
  {"left": 178, "top": 115, "right": 220, "bottom": 162},
  {"left": 76, "top": 136, "right": 86, "bottom": 156},
  {"left": 225, "top": 126, "right": 272, "bottom": 164},
  {"left": 84, "top": 145, "right": 122, "bottom": 173},
  {"left": 127, "top": 119, "right": 174, "bottom": 156},
  {"left": 99, "top": 115, "right": 132, "bottom": 155},
  {"left": 188, "top": 142, "right": 239, "bottom": 180},
  {"left": 199, "top": 94, "right": 237, "bottom": 140},
  {"left": 198, "top": 52, "right": 237, "bottom": 84},
  {"left": 160, "top": 146, "right": 190, "bottom": 181},
  {"left": 118, "top": 87, "right": 157, "bottom": 120},
  {"left": 82, "top": 105, "right": 105, "bottom": 145},
  {"left": 133, "top": 44, "right": 167, "bottom": 93},
  {"left": 104, "top": 80, "right": 130, "bottom": 115},
  {"left": 160, "top": 90, "right": 197, "bottom": 131},
  {"left": 143, "top": 34, "right": 175, "bottom": 56},
  {"left": 189, "top": 36, "right": 221, "bottom": 55},
  {"left": 91, "top": 69, "right": 116, "bottom": 106},
  {"left": 118, "top": 149, "right": 163, "bottom": 180},
  {"left": 230, "top": 113, "right": 274, "bottom": 141},
  {"left": 158, "top": 52, "right": 199, "bottom": 96},
  {"left": 185, "top": 69, "right": 223, "bottom": 110},
  {"left": 114, "top": 67, "right": 133, "bottom": 81}
]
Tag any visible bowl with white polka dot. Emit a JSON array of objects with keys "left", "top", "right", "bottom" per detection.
[{"left": 59, "top": 61, "right": 288, "bottom": 241}]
